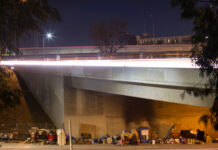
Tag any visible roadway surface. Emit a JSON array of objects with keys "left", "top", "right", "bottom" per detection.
[{"left": 1, "top": 143, "right": 218, "bottom": 150}]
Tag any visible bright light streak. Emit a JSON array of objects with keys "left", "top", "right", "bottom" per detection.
[{"left": 0, "top": 58, "right": 198, "bottom": 68}]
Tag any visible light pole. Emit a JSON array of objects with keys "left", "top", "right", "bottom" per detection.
[
  {"left": 149, "top": 14, "right": 155, "bottom": 44},
  {"left": 42, "top": 32, "right": 53, "bottom": 59},
  {"left": 145, "top": 14, "right": 155, "bottom": 44},
  {"left": 151, "top": 15, "right": 154, "bottom": 38}
]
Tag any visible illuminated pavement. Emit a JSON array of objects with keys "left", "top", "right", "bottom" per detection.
[
  {"left": 1, "top": 143, "right": 218, "bottom": 150},
  {"left": 0, "top": 58, "right": 198, "bottom": 68}
]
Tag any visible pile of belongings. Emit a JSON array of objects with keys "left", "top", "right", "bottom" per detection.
[
  {"left": 25, "top": 127, "right": 57, "bottom": 144},
  {"left": 0, "top": 132, "right": 18, "bottom": 142},
  {"left": 84, "top": 127, "right": 149, "bottom": 145},
  {"left": 78, "top": 133, "right": 92, "bottom": 144},
  {"left": 0, "top": 133, "right": 9, "bottom": 141},
  {"left": 164, "top": 129, "right": 206, "bottom": 144}
]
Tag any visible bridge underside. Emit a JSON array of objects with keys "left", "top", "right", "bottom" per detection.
[
  {"left": 15, "top": 66, "right": 216, "bottom": 138},
  {"left": 67, "top": 76, "right": 213, "bottom": 107},
  {"left": 15, "top": 65, "right": 214, "bottom": 107}
]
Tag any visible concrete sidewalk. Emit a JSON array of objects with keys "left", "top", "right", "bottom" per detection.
[{"left": 1, "top": 143, "right": 218, "bottom": 150}]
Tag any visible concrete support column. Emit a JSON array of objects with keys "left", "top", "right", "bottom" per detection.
[
  {"left": 17, "top": 71, "right": 65, "bottom": 129},
  {"left": 64, "top": 77, "right": 126, "bottom": 137}
]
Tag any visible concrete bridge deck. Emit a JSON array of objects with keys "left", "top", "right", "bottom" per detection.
[
  {"left": 1, "top": 45, "right": 216, "bottom": 138},
  {"left": 1, "top": 58, "right": 214, "bottom": 108}
]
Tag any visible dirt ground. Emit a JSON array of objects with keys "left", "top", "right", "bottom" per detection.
[{"left": 0, "top": 71, "right": 54, "bottom": 134}]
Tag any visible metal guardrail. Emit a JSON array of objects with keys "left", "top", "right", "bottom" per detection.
[
  {"left": 1, "top": 44, "right": 192, "bottom": 61},
  {"left": 19, "top": 44, "right": 192, "bottom": 55}
]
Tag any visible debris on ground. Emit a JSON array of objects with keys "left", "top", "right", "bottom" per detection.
[{"left": 1, "top": 124, "right": 218, "bottom": 146}]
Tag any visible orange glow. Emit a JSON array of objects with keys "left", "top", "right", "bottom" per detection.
[{"left": 21, "top": 0, "right": 27, "bottom": 2}]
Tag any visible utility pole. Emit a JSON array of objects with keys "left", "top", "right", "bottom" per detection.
[
  {"left": 150, "top": 14, "right": 155, "bottom": 44},
  {"left": 152, "top": 15, "right": 154, "bottom": 39}
]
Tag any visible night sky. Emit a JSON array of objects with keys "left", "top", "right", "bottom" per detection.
[{"left": 20, "top": 0, "right": 193, "bottom": 48}]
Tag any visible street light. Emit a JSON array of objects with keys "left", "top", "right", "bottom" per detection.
[
  {"left": 43, "top": 32, "right": 53, "bottom": 48},
  {"left": 42, "top": 32, "right": 54, "bottom": 59},
  {"left": 47, "top": 33, "right": 52, "bottom": 39}
]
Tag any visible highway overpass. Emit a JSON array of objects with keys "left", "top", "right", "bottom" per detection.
[
  {"left": 1, "top": 45, "right": 215, "bottom": 138},
  {"left": 15, "top": 44, "right": 192, "bottom": 60}
]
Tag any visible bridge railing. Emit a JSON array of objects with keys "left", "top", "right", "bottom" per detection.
[{"left": 2, "top": 44, "right": 192, "bottom": 60}]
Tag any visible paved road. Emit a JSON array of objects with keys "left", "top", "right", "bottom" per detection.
[{"left": 1, "top": 143, "right": 218, "bottom": 150}]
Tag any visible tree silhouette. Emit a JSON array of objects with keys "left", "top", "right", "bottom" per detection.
[
  {"left": 172, "top": 0, "right": 218, "bottom": 129},
  {"left": 90, "top": 18, "right": 128, "bottom": 56},
  {"left": 0, "top": 0, "right": 61, "bottom": 110}
]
